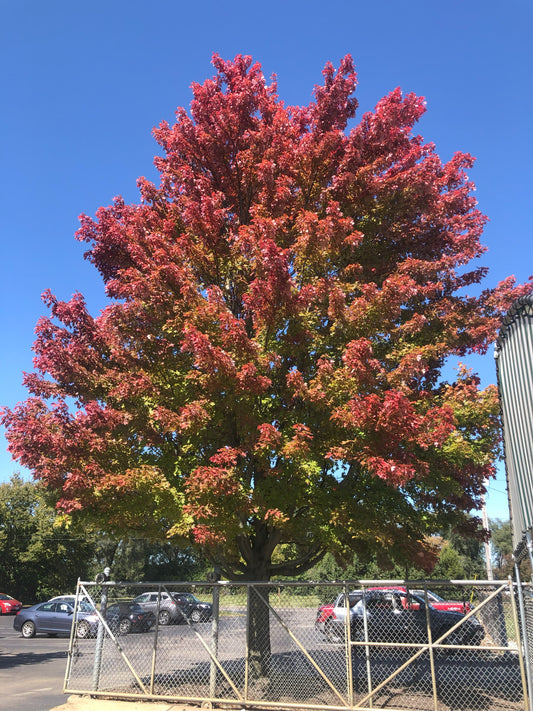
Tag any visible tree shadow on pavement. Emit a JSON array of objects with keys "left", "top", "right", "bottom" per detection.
[{"left": 0, "top": 649, "right": 68, "bottom": 669}]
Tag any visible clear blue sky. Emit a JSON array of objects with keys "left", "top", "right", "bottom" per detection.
[{"left": 1, "top": 0, "right": 531, "bottom": 523}]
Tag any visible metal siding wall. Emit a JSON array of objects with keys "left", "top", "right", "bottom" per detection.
[{"left": 496, "top": 301, "right": 533, "bottom": 550}]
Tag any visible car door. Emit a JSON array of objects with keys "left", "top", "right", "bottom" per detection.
[
  {"left": 53, "top": 602, "right": 75, "bottom": 634},
  {"left": 146, "top": 593, "right": 159, "bottom": 615},
  {"left": 33, "top": 602, "right": 62, "bottom": 633},
  {"left": 145, "top": 592, "right": 169, "bottom": 615},
  {"left": 151, "top": 592, "right": 165, "bottom": 612},
  {"left": 104, "top": 604, "right": 119, "bottom": 631},
  {"left": 173, "top": 594, "right": 193, "bottom": 619},
  {"left": 363, "top": 593, "right": 400, "bottom": 641},
  {"left": 396, "top": 593, "right": 429, "bottom": 642},
  {"left": 134, "top": 592, "right": 151, "bottom": 612}
]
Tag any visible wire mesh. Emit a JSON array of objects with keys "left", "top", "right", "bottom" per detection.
[{"left": 64, "top": 579, "right": 530, "bottom": 710}]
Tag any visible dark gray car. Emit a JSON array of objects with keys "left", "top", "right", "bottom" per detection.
[
  {"left": 320, "top": 590, "right": 484, "bottom": 647},
  {"left": 173, "top": 592, "right": 213, "bottom": 622},
  {"left": 13, "top": 600, "right": 99, "bottom": 638}
]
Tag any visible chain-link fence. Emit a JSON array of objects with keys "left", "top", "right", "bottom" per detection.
[{"left": 64, "top": 579, "right": 532, "bottom": 710}]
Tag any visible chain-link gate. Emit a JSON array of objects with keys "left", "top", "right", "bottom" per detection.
[{"left": 64, "top": 579, "right": 531, "bottom": 710}]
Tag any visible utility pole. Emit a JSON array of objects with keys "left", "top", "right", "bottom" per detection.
[{"left": 481, "top": 494, "right": 494, "bottom": 580}]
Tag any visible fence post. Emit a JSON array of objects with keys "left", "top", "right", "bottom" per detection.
[
  {"left": 92, "top": 572, "right": 110, "bottom": 691},
  {"left": 513, "top": 567, "right": 533, "bottom": 711},
  {"left": 149, "top": 584, "right": 162, "bottom": 694},
  {"left": 361, "top": 587, "right": 372, "bottom": 707},
  {"left": 244, "top": 584, "right": 251, "bottom": 704},
  {"left": 422, "top": 587, "right": 439, "bottom": 711},
  {"left": 63, "top": 578, "right": 81, "bottom": 691},
  {"left": 209, "top": 582, "right": 220, "bottom": 700},
  {"left": 344, "top": 582, "right": 354, "bottom": 707}
]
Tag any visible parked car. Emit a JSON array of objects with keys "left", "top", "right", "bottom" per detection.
[
  {"left": 105, "top": 602, "right": 156, "bottom": 634},
  {"left": 49, "top": 594, "right": 94, "bottom": 609},
  {"left": 132, "top": 591, "right": 185, "bottom": 625},
  {"left": 0, "top": 593, "right": 23, "bottom": 615},
  {"left": 13, "top": 599, "right": 99, "bottom": 638},
  {"left": 315, "top": 590, "right": 363, "bottom": 642},
  {"left": 316, "top": 589, "right": 483, "bottom": 647},
  {"left": 316, "top": 586, "right": 472, "bottom": 633},
  {"left": 172, "top": 592, "right": 213, "bottom": 622}
]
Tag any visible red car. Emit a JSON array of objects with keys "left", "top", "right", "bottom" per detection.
[
  {"left": 411, "top": 589, "right": 472, "bottom": 614},
  {"left": 0, "top": 593, "right": 23, "bottom": 614}
]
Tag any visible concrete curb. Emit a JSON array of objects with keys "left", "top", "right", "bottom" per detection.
[{"left": 50, "top": 695, "right": 202, "bottom": 711}]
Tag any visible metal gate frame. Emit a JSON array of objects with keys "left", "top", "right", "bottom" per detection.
[{"left": 64, "top": 579, "right": 531, "bottom": 710}]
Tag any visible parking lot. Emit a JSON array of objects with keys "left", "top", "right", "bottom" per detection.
[
  {"left": 0, "top": 612, "right": 71, "bottom": 711},
  {"left": 1, "top": 582, "right": 529, "bottom": 711},
  {"left": 64, "top": 601, "right": 525, "bottom": 710}
]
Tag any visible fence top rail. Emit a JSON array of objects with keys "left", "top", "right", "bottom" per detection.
[{"left": 77, "top": 578, "right": 512, "bottom": 588}]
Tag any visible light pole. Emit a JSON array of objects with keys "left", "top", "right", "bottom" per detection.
[{"left": 481, "top": 494, "right": 493, "bottom": 580}]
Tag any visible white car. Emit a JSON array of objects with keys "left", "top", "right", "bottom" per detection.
[{"left": 49, "top": 594, "right": 94, "bottom": 609}]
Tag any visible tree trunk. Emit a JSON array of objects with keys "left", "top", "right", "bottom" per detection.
[
  {"left": 238, "top": 521, "right": 277, "bottom": 680},
  {"left": 248, "top": 583, "right": 272, "bottom": 680}
]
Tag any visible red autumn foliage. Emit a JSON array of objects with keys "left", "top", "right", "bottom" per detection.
[{"left": 2, "top": 54, "right": 531, "bottom": 580}]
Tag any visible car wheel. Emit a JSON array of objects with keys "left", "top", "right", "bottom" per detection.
[
  {"left": 119, "top": 618, "right": 132, "bottom": 635},
  {"left": 447, "top": 630, "right": 462, "bottom": 645},
  {"left": 76, "top": 621, "right": 91, "bottom": 639},
  {"left": 437, "top": 629, "right": 461, "bottom": 655},
  {"left": 325, "top": 619, "right": 343, "bottom": 644},
  {"left": 21, "top": 620, "right": 36, "bottom": 638},
  {"left": 472, "top": 631, "right": 484, "bottom": 647},
  {"left": 143, "top": 614, "right": 155, "bottom": 631},
  {"left": 158, "top": 609, "right": 171, "bottom": 626},
  {"left": 191, "top": 609, "right": 202, "bottom": 623}
]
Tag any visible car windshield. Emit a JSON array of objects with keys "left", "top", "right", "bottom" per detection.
[
  {"left": 176, "top": 593, "right": 198, "bottom": 602},
  {"left": 409, "top": 593, "right": 433, "bottom": 608},
  {"left": 335, "top": 592, "right": 362, "bottom": 607},
  {"left": 0, "top": 594, "right": 13, "bottom": 600},
  {"left": 428, "top": 591, "right": 445, "bottom": 602},
  {"left": 78, "top": 601, "right": 96, "bottom": 612},
  {"left": 414, "top": 589, "right": 446, "bottom": 602}
]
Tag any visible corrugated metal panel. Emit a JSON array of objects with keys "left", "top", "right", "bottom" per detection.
[{"left": 495, "top": 296, "right": 533, "bottom": 551}]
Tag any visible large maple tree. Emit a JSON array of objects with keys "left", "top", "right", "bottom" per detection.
[{"left": 3, "top": 55, "right": 531, "bottom": 584}]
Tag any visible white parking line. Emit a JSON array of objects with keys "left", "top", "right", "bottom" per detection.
[{"left": 12, "top": 687, "right": 54, "bottom": 696}]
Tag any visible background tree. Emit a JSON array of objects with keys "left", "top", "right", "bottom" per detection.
[
  {"left": 0, "top": 474, "right": 95, "bottom": 601},
  {"left": 0, "top": 475, "right": 206, "bottom": 601},
  {"left": 303, "top": 526, "right": 484, "bottom": 584},
  {"left": 142, "top": 542, "right": 208, "bottom": 581},
  {"left": 430, "top": 539, "right": 478, "bottom": 580},
  {"left": 89, "top": 536, "right": 208, "bottom": 582},
  {"left": 435, "top": 527, "right": 485, "bottom": 579},
  {"left": 488, "top": 518, "right": 531, "bottom": 580},
  {"left": 490, "top": 518, "right": 513, "bottom": 574},
  {"left": 2, "top": 55, "right": 531, "bottom": 674}
]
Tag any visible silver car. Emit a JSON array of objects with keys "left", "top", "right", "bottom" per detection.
[{"left": 133, "top": 591, "right": 184, "bottom": 625}]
